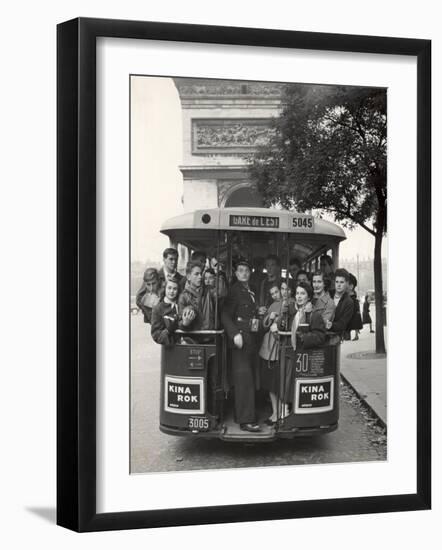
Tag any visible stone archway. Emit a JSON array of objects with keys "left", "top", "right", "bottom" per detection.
[
  {"left": 221, "top": 182, "right": 263, "bottom": 208},
  {"left": 173, "top": 78, "right": 283, "bottom": 212}
]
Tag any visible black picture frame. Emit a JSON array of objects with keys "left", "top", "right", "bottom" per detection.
[{"left": 57, "top": 17, "right": 431, "bottom": 532}]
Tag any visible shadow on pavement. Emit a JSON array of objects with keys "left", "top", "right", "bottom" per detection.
[{"left": 25, "top": 506, "right": 56, "bottom": 524}]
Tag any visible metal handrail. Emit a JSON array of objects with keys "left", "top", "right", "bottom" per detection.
[
  {"left": 278, "top": 330, "right": 341, "bottom": 338},
  {"left": 175, "top": 329, "right": 225, "bottom": 335}
]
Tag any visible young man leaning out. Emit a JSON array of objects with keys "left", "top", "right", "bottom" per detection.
[
  {"left": 327, "top": 268, "right": 354, "bottom": 338},
  {"left": 178, "top": 261, "right": 217, "bottom": 332}
]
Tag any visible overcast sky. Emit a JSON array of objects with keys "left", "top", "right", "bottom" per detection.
[{"left": 131, "top": 76, "right": 386, "bottom": 264}]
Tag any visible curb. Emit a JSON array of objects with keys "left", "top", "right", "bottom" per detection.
[{"left": 340, "top": 372, "right": 387, "bottom": 430}]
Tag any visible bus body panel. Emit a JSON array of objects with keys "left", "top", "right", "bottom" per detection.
[
  {"left": 159, "top": 336, "right": 340, "bottom": 440},
  {"left": 160, "top": 342, "right": 220, "bottom": 433},
  {"left": 277, "top": 343, "right": 340, "bottom": 433}
]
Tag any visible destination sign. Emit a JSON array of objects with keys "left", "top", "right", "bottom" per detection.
[{"left": 229, "top": 215, "right": 279, "bottom": 228}]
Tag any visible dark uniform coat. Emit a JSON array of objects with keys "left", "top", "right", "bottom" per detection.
[
  {"left": 222, "top": 281, "right": 259, "bottom": 351},
  {"left": 221, "top": 281, "right": 259, "bottom": 424}
]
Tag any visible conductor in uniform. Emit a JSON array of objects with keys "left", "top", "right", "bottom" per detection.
[{"left": 221, "top": 259, "right": 261, "bottom": 433}]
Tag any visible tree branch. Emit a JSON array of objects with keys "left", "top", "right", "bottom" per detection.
[
  {"left": 314, "top": 203, "right": 376, "bottom": 236},
  {"left": 354, "top": 115, "right": 368, "bottom": 146},
  {"left": 323, "top": 111, "right": 367, "bottom": 147},
  {"left": 322, "top": 113, "right": 362, "bottom": 139}
]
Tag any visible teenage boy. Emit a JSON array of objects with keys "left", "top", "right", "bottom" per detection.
[
  {"left": 151, "top": 279, "right": 180, "bottom": 345},
  {"left": 296, "top": 269, "right": 310, "bottom": 285},
  {"left": 178, "top": 261, "right": 217, "bottom": 331},
  {"left": 158, "top": 248, "right": 183, "bottom": 292},
  {"left": 327, "top": 268, "right": 354, "bottom": 336}
]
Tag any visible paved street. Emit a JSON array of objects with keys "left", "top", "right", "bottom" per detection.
[{"left": 130, "top": 313, "right": 386, "bottom": 474}]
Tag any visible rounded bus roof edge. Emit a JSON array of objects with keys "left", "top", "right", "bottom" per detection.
[{"left": 160, "top": 207, "right": 347, "bottom": 240}]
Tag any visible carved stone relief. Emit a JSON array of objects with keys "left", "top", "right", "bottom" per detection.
[
  {"left": 192, "top": 119, "right": 276, "bottom": 153},
  {"left": 176, "top": 81, "right": 284, "bottom": 96}
]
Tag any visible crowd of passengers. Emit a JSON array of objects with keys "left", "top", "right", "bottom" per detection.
[{"left": 136, "top": 247, "right": 374, "bottom": 432}]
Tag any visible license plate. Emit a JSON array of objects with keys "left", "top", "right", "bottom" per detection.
[{"left": 187, "top": 417, "right": 210, "bottom": 430}]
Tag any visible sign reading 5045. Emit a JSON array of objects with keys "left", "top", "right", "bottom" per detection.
[{"left": 292, "top": 216, "right": 314, "bottom": 230}]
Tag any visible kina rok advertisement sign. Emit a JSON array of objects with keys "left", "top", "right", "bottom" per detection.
[
  {"left": 164, "top": 375, "right": 205, "bottom": 415},
  {"left": 294, "top": 376, "right": 334, "bottom": 414}
]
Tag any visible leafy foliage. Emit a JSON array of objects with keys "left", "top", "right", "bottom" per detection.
[{"left": 249, "top": 84, "right": 387, "bottom": 237}]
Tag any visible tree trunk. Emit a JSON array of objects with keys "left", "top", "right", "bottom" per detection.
[{"left": 373, "top": 230, "right": 386, "bottom": 354}]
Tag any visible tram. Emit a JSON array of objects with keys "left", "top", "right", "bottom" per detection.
[{"left": 158, "top": 207, "right": 346, "bottom": 441}]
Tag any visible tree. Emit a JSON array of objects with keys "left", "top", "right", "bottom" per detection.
[{"left": 249, "top": 84, "right": 387, "bottom": 353}]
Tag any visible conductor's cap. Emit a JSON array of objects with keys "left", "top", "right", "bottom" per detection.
[{"left": 235, "top": 258, "right": 252, "bottom": 271}]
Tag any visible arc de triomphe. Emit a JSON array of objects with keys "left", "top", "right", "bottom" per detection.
[{"left": 173, "top": 78, "right": 284, "bottom": 211}]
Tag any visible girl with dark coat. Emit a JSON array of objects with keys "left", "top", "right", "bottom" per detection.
[
  {"left": 281, "top": 282, "right": 327, "bottom": 415},
  {"left": 289, "top": 282, "right": 327, "bottom": 351},
  {"left": 151, "top": 279, "right": 180, "bottom": 345}
]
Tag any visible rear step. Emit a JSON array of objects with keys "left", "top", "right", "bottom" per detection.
[
  {"left": 221, "top": 431, "right": 276, "bottom": 442},
  {"left": 220, "top": 415, "right": 277, "bottom": 442}
]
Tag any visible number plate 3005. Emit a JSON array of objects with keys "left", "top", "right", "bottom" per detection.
[{"left": 188, "top": 417, "right": 210, "bottom": 430}]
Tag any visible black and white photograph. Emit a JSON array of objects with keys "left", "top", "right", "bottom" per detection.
[
  {"left": 0, "top": 0, "right": 436, "bottom": 543},
  {"left": 130, "top": 76, "right": 388, "bottom": 474}
]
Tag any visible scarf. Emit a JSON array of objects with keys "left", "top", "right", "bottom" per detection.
[
  {"left": 163, "top": 297, "right": 178, "bottom": 314},
  {"left": 184, "top": 281, "right": 203, "bottom": 302},
  {"left": 291, "top": 306, "right": 306, "bottom": 350}
]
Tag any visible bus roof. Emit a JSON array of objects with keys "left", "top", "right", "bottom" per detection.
[{"left": 161, "top": 207, "right": 346, "bottom": 240}]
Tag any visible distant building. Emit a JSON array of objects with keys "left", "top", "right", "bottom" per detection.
[{"left": 173, "top": 78, "right": 284, "bottom": 211}]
